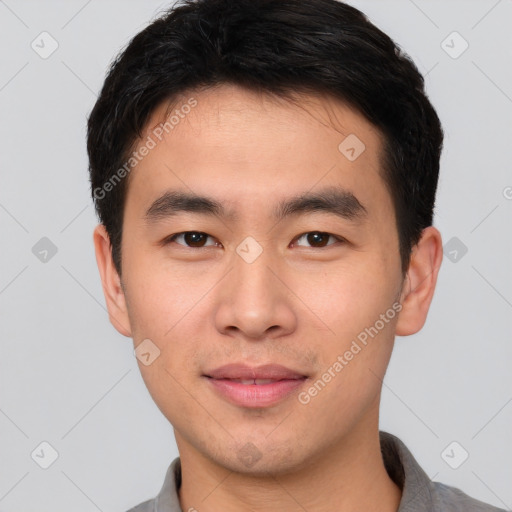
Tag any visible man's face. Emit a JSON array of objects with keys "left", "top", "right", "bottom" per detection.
[{"left": 114, "top": 85, "right": 406, "bottom": 473}]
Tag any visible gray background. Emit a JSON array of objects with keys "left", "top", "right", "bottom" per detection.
[{"left": 0, "top": 0, "right": 511, "bottom": 510}]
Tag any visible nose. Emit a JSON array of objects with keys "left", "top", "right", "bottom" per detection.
[{"left": 213, "top": 241, "right": 298, "bottom": 341}]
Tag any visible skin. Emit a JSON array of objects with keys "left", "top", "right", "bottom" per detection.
[{"left": 94, "top": 84, "right": 443, "bottom": 512}]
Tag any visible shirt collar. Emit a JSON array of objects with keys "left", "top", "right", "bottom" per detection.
[
  {"left": 153, "top": 430, "right": 435, "bottom": 512},
  {"left": 380, "top": 431, "right": 435, "bottom": 511}
]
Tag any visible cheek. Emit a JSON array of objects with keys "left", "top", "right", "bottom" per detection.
[
  {"left": 295, "top": 263, "right": 398, "bottom": 402},
  {"left": 299, "top": 315, "right": 395, "bottom": 432},
  {"left": 137, "top": 357, "right": 199, "bottom": 432},
  {"left": 123, "top": 271, "right": 205, "bottom": 414},
  {"left": 122, "top": 257, "right": 199, "bottom": 340},
  {"left": 295, "top": 261, "right": 398, "bottom": 341},
  {"left": 134, "top": 322, "right": 205, "bottom": 427}
]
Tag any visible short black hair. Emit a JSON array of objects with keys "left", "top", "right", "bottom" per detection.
[{"left": 87, "top": 0, "right": 443, "bottom": 277}]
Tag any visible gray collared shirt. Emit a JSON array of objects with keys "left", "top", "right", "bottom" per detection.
[{"left": 127, "top": 431, "right": 506, "bottom": 511}]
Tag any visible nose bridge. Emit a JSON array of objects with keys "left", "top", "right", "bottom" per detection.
[
  {"left": 231, "top": 236, "right": 278, "bottom": 314},
  {"left": 213, "top": 236, "right": 297, "bottom": 339}
]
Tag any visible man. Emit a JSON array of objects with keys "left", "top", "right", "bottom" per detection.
[{"left": 87, "top": 0, "right": 505, "bottom": 510}]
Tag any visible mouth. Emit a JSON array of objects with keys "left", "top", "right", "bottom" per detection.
[
  {"left": 215, "top": 378, "right": 302, "bottom": 385},
  {"left": 204, "top": 363, "right": 308, "bottom": 381},
  {"left": 203, "top": 363, "right": 308, "bottom": 408}
]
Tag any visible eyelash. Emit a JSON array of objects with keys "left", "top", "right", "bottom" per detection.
[{"left": 162, "top": 231, "right": 346, "bottom": 249}]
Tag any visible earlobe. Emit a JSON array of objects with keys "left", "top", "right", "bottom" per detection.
[
  {"left": 395, "top": 226, "right": 443, "bottom": 336},
  {"left": 93, "top": 224, "right": 132, "bottom": 337}
]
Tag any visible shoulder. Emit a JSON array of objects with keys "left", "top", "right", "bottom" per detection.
[
  {"left": 124, "top": 457, "right": 182, "bottom": 512},
  {"left": 432, "top": 481, "right": 507, "bottom": 512},
  {"left": 379, "top": 431, "right": 506, "bottom": 512},
  {"left": 125, "top": 498, "right": 155, "bottom": 512}
]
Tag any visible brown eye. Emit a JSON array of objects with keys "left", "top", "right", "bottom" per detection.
[
  {"left": 294, "top": 231, "right": 341, "bottom": 248},
  {"left": 166, "top": 232, "right": 217, "bottom": 248}
]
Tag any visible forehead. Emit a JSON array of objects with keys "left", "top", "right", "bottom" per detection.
[
  {"left": 146, "top": 84, "right": 383, "bottom": 157},
  {"left": 126, "top": 84, "right": 392, "bottom": 224}
]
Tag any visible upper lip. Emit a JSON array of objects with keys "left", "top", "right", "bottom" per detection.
[{"left": 205, "top": 363, "right": 307, "bottom": 380}]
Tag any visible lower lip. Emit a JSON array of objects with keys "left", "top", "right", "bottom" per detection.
[{"left": 205, "top": 377, "right": 307, "bottom": 408}]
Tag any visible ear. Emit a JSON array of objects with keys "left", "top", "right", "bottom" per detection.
[
  {"left": 395, "top": 226, "right": 443, "bottom": 336},
  {"left": 93, "top": 224, "right": 132, "bottom": 337}
]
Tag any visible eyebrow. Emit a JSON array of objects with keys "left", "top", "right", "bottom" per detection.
[{"left": 144, "top": 186, "right": 368, "bottom": 225}]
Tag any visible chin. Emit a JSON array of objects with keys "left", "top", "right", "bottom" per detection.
[{"left": 208, "top": 436, "right": 310, "bottom": 477}]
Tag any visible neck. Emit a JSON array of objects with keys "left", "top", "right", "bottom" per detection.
[{"left": 176, "top": 421, "right": 402, "bottom": 512}]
